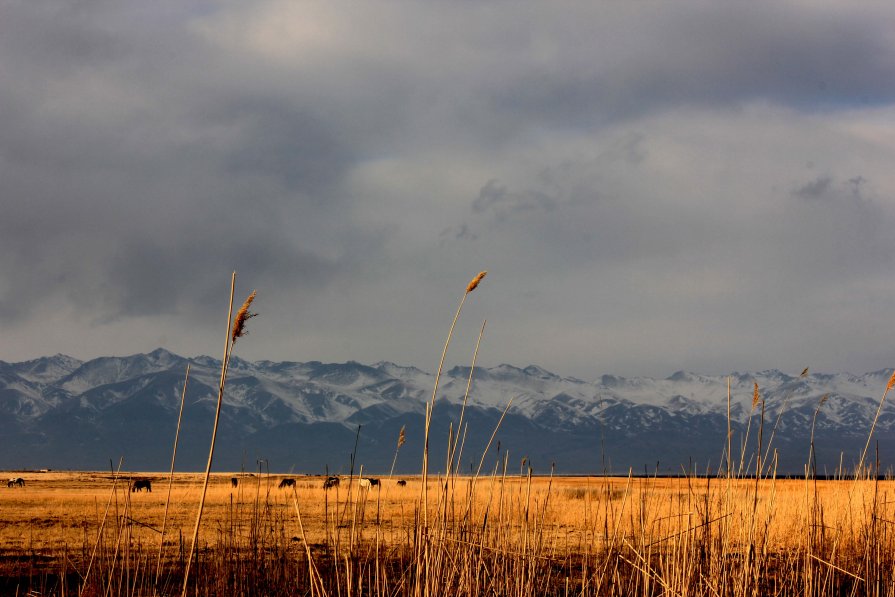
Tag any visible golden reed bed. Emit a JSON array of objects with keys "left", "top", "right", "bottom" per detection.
[{"left": 1, "top": 470, "right": 894, "bottom": 596}]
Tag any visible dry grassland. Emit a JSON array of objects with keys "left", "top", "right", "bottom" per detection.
[{"left": 1, "top": 469, "right": 894, "bottom": 595}]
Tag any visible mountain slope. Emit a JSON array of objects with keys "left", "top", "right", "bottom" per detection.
[{"left": 0, "top": 351, "right": 892, "bottom": 474}]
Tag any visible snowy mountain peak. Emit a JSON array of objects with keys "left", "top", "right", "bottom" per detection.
[
  {"left": 522, "top": 365, "right": 559, "bottom": 380},
  {"left": 667, "top": 371, "right": 699, "bottom": 383},
  {"left": 374, "top": 361, "right": 428, "bottom": 379},
  {"left": 12, "top": 354, "right": 84, "bottom": 383},
  {"left": 2, "top": 350, "right": 895, "bottom": 472}
]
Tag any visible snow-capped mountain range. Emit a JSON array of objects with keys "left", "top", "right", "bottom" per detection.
[{"left": 1, "top": 349, "right": 893, "bottom": 474}]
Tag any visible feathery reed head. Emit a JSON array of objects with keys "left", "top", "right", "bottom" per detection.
[
  {"left": 800, "top": 367, "right": 809, "bottom": 378},
  {"left": 819, "top": 393, "right": 828, "bottom": 407},
  {"left": 752, "top": 382, "right": 761, "bottom": 409},
  {"left": 231, "top": 290, "right": 258, "bottom": 343},
  {"left": 397, "top": 425, "right": 406, "bottom": 448},
  {"left": 888, "top": 370, "right": 895, "bottom": 391},
  {"left": 466, "top": 271, "right": 487, "bottom": 293}
]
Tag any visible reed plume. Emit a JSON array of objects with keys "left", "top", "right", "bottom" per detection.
[
  {"left": 232, "top": 290, "right": 257, "bottom": 342},
  {"left": 388, "top": 425, "right": 406, "bottom": 479},
  {"left": 466, "top": 271, "right": 487, "bottom": 293}
]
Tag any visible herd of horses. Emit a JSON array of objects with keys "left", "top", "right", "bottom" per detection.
[
  {"left": 232, "top": 475, "right": 406, "bottom": 490},
  {"left": 5, "top": 475, "right": 409, "bottom": 491},
  {"left": 281, "top": 476, "right": 407, "bottom": 489}
]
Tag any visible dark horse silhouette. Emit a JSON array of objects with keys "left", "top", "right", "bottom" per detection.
[
  {"left": 130, "top": 478, "right": 152, "bottom": 492},
  {"left": 278, "top": 478, "right": 296, "bottom": 489},
  {"left": 396, "top": 479, "right": 407, "bottom": 486},
  {"left": 323, "top": 476, "right": 340, "bottom": 489},
  {"left": 231, "top": 477, "right": 238, "bottom": 488},
  {"left": 6, "top": 478, "right": 24, "bottom": 488}
]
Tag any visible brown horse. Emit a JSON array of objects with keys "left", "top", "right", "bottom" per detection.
[{"left": 130, "top": 478, "right": 152, "bottom": 492}]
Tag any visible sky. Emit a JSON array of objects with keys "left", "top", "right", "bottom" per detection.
[{"left": 3, "top": 1, "right": 895, "bottom": 380}]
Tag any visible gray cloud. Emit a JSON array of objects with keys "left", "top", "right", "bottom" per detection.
[
  {"left": 794, "top": 176, "right": 834, "bottom": 200},
  {"left": 471, "top": 179, "right": 556, "bottom": 220},
  {"left": 2, "top": 1, "right": 895, "bottom": 379}
]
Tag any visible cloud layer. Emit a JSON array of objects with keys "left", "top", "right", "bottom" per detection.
[{"left": 3, "top": 1, "right": 895, "bottom": 378}]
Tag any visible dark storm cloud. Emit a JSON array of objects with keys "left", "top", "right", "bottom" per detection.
[
  {"left": 794, "top": 176, "right": 834, "bottom": 200},
  {"left": 3, "top": 1, "right": 895, "bottom": 378},
  {"left": 487, "top": 4, "right": 895, "bottom": 129},
  {"left": 199, "top": 98, "right": 356, "bottom": 194},
  {"left": 0, "top": 1, "right": 370, "bottom": 331},
  {"left": 471, "top": 180, "right": 556, "bottom": 220}
]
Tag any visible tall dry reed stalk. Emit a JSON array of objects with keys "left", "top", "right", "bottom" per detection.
[
  {"left": 760, "top": 366, "right": 809, "bottom": 476},
  {"left": 182, "top": 274, "right": 257, "bottom": 597},
  {"left": 155, "top": 364, "right": 190, "bottom": 585},
  {"left": 82, "top": 457, "right": 124, "bottom": 593},
  {"left": 416, "top": 271, "right": 486, "bottom": 597},
  {"left": 421, "top": 271, "right": 487, "bottom": 515},
  {"left": 447, "top": 320, "right": 486, "bottom": 481},
  {"left": 856, "top": 370, "right": 895, "bottom": 476}
]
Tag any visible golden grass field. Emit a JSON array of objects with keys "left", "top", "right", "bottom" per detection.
[
  {"left": 0, "top": 471, "right": 887, "bottom": 552},
  {"left": 1, "top": 469, "right": 894, "bottom": 596}
]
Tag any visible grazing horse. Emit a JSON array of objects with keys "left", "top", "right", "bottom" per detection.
[
  {"left": 323, "top": 476, "right": 340, "bottom": 490},
  {"left": 358, "top": 478, "right": 380, "bottom": 489},
  {"left": 278, "top": 478, "right": 296, "bottom": 489},
  {"left": 131, "top": 478, "right": 152, "bottom": 492},
  {"left": 7, "top": 478, "right": 24, "bottom": 488},
  {"left": 230, "top": 477, "right": 238, "bottom": 488},
  {"left": 396, "top": 479, "right": 407, "bottom": 486}
]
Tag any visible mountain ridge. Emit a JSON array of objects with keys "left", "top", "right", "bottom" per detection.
[{"left": 1, "top": 350, "right": 893, "bottom": 475}]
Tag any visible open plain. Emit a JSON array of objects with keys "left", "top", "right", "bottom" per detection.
[{"left": 1, "top": 469, "right": 894, "bottom": 595}]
